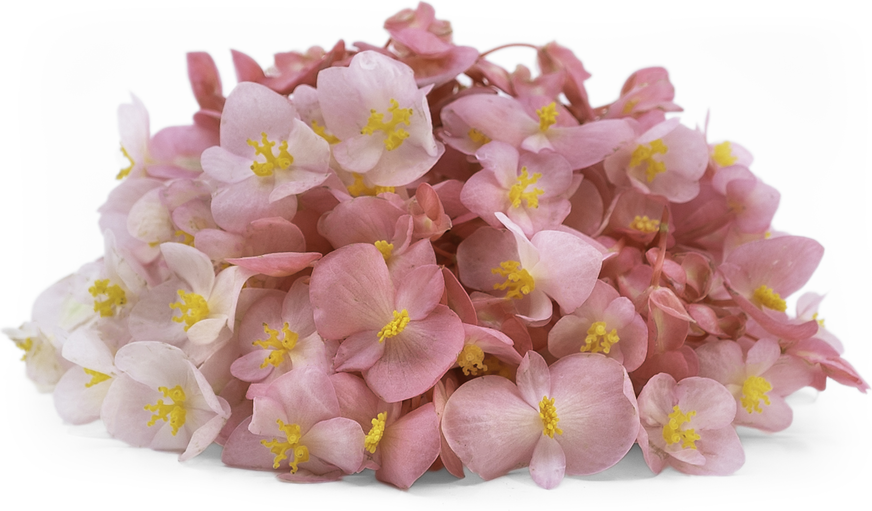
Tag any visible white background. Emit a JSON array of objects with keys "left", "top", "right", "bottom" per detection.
[{"left": 0, "top": 0, "right": 869, "bottom": 508}]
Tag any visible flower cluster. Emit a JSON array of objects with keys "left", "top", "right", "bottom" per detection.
[{"left": 6, "top": 2, "right": 867, "bottom": 490}]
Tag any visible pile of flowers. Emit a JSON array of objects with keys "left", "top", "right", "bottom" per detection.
[{"left": 6, "top": 2, "right": 867, "bottom": 490}]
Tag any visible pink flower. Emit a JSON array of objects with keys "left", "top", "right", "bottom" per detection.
[
  {"left": 456, "top": 213, "right": 602, "bottom": 323},
  {"left": 548, "top": 280, "right": 648, "bottom": 372},
  {"left": 460, "top": 141, "right": 578, "bottom": 237},
  {"left": 317, "top": 50, "right": 444, "bottom": 186},
  {"left": 310, "top": 243, "right": 464, "bottom": 402},
  {"left": 604, "top": 117, "right": 708, "bottom": 203},
  {"left": 637, "top": 373, "right": 744, "bottom": 475},
  {"left": 696, "top": 338, "right": 813, "bottom": 432},
  {"left": 222, "top": 366, "right": 364, "bottom": 482},
  {"left": 442, "top": 351, "right": 639, "bottom": 489},
  {"left": 101, "top": 342, "right": 231, "bottom": 461}
]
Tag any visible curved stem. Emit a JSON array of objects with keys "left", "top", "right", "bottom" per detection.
[{"left": 479, "top": 43, "right": 540, "bottom": 59}]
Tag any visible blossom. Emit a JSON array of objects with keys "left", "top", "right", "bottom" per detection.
[
  {"left": 442, "top": 351, "right": 639, "bottom": 489},
  {"left": 637, "top": 373, "right": 744, "bottom": 475},
  {"left": 101, "top": 342, "right": 231, "bottom": 460},
  {"left": 310, "top": 243, "right": 464, "bottom": 402},
  {"left": 317, "top": 50, "right": 444, "bottom": 186}
]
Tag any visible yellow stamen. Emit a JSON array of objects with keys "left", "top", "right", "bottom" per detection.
[
  {"left": 311, "top": 120, "right": 340, "bottom": 144},
  {"left": 117, "top": 145, "right": 135, "bottom": 180},
  {"left": 741, "top": 376, "right": 773, "bottom": 414},
  {"left": 622, "top": 98, "right": 640, "bottom": 114},
  {"left": 88, "top": 279, "right": 127, "bottom": 318},
  {"left": 491, "top": 260, "right": 535, "bottom": 300},
  {"left": 629, "top": 215, "right": 660, "bottom": 233},
  {"left": 361, "top": 98, "right": 412, "bottom": 151},
  {"left": 83, "top": 368, "right": 111, "bottom": 388},
  {"left": 581, "top": 321, "right": 620, "bottom": 354},
  {"left": 252, "top": 322, "right": 299, "bottom": 369},
  {"left": 508, "top": 167, "right": 544, "bottom": 209},
  {"left": 662, "top": 405, "right": 700, "bottom": 450},
  {"left": 364, "top": 412, "right": 387, "bottom": 453},
  {"left": 812, "top": 312, "right": 825, "bottom": 328},
  {"left": 712, "top": 141, "right": 738, "bottom": 167},
  {"left": 539, "top": 396, "right": 563, "bottom": 438},
  {"left": 347, "top": 173, "right": 396, "bottom": 197},
  {"left": 174, "top": 230, "right": 195, "bottom": 246},
  {"left": 630, "top": 139, "right": 668, "bottom": 182},
  {"left": 144, "top": 385, "right": 187, "bottom": 436},
  {"left": 261, "top": 420, "right": 309, "bottom": 473},
  {"left": 15, "top": 338, "right": 34, "bottom": 361},
  {"left": 468, "top": 127, "right": 491, "bottom": 145},
  {"left": 378, "top": 310, "right": 410, "bottom": 343},
  {"left": 374, "top": 240, "right": 394, "bottom": 261},
  {"left": 247, "top": 132, "right": 294, "bottom": 177},
  {"left": 752, "top": 285, "right": 787, "bottom": 312},
  {"left": 456, "top": 344, "right": 488, "bottom": 376},
  {"left": 169, "top": 290, "right": 210, "bottom": 331},
  {"left": 537, "top": 102, "right": 559, "bottom": 132}
]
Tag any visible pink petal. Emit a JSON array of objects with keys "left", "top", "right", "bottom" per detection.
[
  {"left": 529, "top": 435, "right": 566, "bottom": 489},
  {"left": 376, "top": 403, "right": 441, "bottom": 489}
]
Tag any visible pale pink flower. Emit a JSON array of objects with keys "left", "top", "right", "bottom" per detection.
[
  {"left": 101, "top": 342, "right": 231, "bottom": 461},
  {"left": 637, "top": 373, "right": 744, "bottom": 475},
  {"left": 442, "top": 351, "right": 639, "bottom": 489},
  {"left": 456, "top": 213, "right": 602, "bottom": 323},
  {"left": 221, "top": 366, "right": 364, "bottom": 482},
  {"left": 696, "top": 338, "right": 813, "bottom": 432},
  {"left": 310, "top": 243, "right": 464, "bottom": 402},
  {"left": 317, "top": 50, "right": 444, "bottom": 186},
  {"left": 604, "top": 117, "right": 709, "bottom": 203}
]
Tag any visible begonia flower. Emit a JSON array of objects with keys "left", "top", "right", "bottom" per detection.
[
  {"left": 548, "top": 280, "right": 647, "bottom": 371},
  {"left": 456, "top": 213, "right": 602, "bottom": 323},
  {"left": 637, "top": 373, "right": 744, "bottom": 475},
  {"left": 696, "top": 338, "right": 813, "bottom": 432},
  {"left": 102, "top": 342, "right": 231, "bottom": 461},
  {"left": 310, "top": 243, "right": 464, "bottom": 402},
  {"left": 460, "top": 141, "right": 578, "bottom": 237},
  {"left": 330, "top": 372, "right": 441, "bottom": 488},
  {"left": 604, "top": 117, "right": 708, "bottom": 203},
  {"left": 222, "top": 366, "right": 364, "bottom": 482},
  {"left": 317, "top": 50, "right": 444, "bottom": 186},
  {"left": 442, "top": 351, "right": 639, "bottom": 489},
  {"left": 129, "top": 243, "right": 249, "bottom": 361}
]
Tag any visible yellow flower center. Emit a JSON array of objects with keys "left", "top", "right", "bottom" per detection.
[
  {"left": 662, "top": 405, "right": 700, "bottom": 450},
  {"left": 752, "top": 285, "right": 787, "bottom": 312},
  {"left": 741, "top": 375, "right": 773, "bottom": 414},
  {"left": 169, "top": 290, "right": 210, "bottom": 331},
  {"left": 252, "top": 322, "right": 299, "bottom": 369},
  {"left": 89, "top": 279, "right": 127, "bottom": 318},
  {"left": 378, "top": 309, "right": 410, "bottom": 343},
  {"left": 117, "top": 145, "right": 136, "bottom": 180},
  {"left": 15, "top": 337, "right": 34, "bottom": 361},
  {"left": 347, "top": 173, "right": 396, "bottom": 197},
  {"left": 311, "top": 120, "right": 340, "bottom": 144},
  {"left": 83, "top": 368, "right": 111, "bottom": 388},
  {"left": 456, "top": 344, "right": 488, "bottom": 376},
  {"left": 630, "top": 138, "right": 668, "bottom": 182},
  {"left": 629, "top": 215, "right": 660, "bottom": 233},
  {"left": 581, "top": 321, "right": 620, "bottom": 354},
  {"left": 364, "top": 412, "right": 387, "bottom": 454},
  {"left": 537, "top": 102, "right": 559, "bottom": 132},
  {"left": 361, "top": 98, "right": 412, "bottom": 151},
  {"left": 374, "top": 240, "right": 394, "bottom": 261},
  {"left": 261, "top": 420, "right": 310, "bottom": 473},
  {"left": 539, "top": 396, "right": 563, "bottom": 438},
  {"left": 144, "top": 385, "right": 187, "bottom": 436},
  {"left": 712, "top": 141, "right": 738, "bottom": 167},
  {"left": 468, "top": 127, "right": 491, "bottom": 145},
  {"left": 491, "top": 260, "right": 535, "bottom": 300},
  {"left": 622, "top": 97, "right": 641, "bottom": 114},
  {"left": 247, "top": 132, "right": 294, "bottom": 177},
  {"left": 508, "top": 167, "right": 544, "bottom": 209}
]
